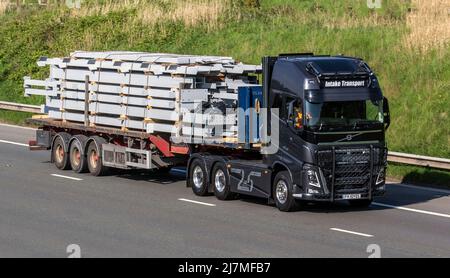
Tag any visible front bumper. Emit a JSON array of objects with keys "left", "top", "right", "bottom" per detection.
[
  {"left": 297, "top": 146, "right": 388, "bottom": 202},
  {"left": 293, "top": 184, "right": 386, "bottom": 202}
]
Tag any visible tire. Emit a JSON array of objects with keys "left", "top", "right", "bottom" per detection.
[
  {"left": 273, "top": 171, "right": 297, "bottom": 212},
  {"left": 348, "top": 199, "right": 373, "bottom": 208},
  {"left": 86, "top": 139, "right": 109, "bottom": 176},
  {"left": 52, "top": 135, "right": 71, "bottom": 170},
  {"left": 212, "top": 163, "right": 235, "bottom": 200},
  {"left": 69, "top": 138, "right": 88, "bottom": 173},
  {"left": 189, "top": 159, "right": 209, "bottom": 196}
]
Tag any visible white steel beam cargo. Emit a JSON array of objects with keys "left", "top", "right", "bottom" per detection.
[
  {"left": 69, "top": 51, "right": 236, "bottom": 65},
  {"left": 59, "top": 91, "right": 176, "bottom": 109},
  {"left": 38, "top": 57, "right": 261, "bottom": 75},
  {"left": 45, "top": 98, "right": 179, "bottom": 121},
  {"left": 47, "top": 109, "right": 179, "bottom": 134},
  {"left": 50, "top": 67, "right": 194, "bottom": 88},
  {"left": 25, "top": 51, "right": 261, "bottom": 142},
  {"left": 62, "top": 81, "right": 177, "bottom": 98}
]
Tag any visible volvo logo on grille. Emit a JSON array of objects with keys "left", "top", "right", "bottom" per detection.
[{"left": 336, "top": 133, "right": 363, "bottom": 143}]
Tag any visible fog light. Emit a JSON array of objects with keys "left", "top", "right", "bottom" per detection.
[
  {"left": 308, "top": 188, "right": 319, "bottom": 194},
  {"left": 376, "top": 168, "right": 385, "bottom": 185},
  {"left": 307, "top": 169, "right": 321, "bottom": 188}
]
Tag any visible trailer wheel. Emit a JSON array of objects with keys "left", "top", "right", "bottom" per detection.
[
  {"left": 52, "top": 136, "right": 71, "bottom": 170},
  {"left": 348, "top": 199, "right": 373, "bottom": 208},
  {"left": 189, "top": 159, "right": 209, "bottom": 196},
  {"left": 212, "top": 163, "right": 235, "bottom": 200},
  {"left": 273, "top": 171, "right": 297, "bottom": 212},
  {"left": 69, "top": 139, "right": 88, "bottom": 173},
  {"left": 87, "top": 140, "right": 109, "bottom": 176}
]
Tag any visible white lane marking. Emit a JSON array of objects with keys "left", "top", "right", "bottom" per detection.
[
  {"left": 51, "top": 174, "right": 83, "bottom": 181},
  {"left": 0, "top": 123, "right": 37, "bottom": 130},
  {"left": 0, "top": 139, "right": 29, "bottom": 147},
  {"left": 388, "top": 183, "right": 450, "bottom": 195},
  {"left": 178, "top": 198, "right": 216, "bottom": 207},
  {"left": 373, "top": 202, "right": 450, "bottom": 219},
  {"left": 330, "top": 228, "right": 374, "bottom": 238}
]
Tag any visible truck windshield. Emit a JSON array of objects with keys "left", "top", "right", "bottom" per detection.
[{"left": 305, "top": 99, "right": 383, "bottom": 130}]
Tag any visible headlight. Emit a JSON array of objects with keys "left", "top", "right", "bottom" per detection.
[
  {"left": 370, "top": 78, "right": 379, "bottom": 88},
  {"left": 306, "top": 169, "right": 321, "bottom": 188},
  {"left": 376, "top": 168, "right": 385, "bottom": 185}
]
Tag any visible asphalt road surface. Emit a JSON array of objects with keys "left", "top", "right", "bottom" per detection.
[{"left": 0, "top": 123, "right": 449, "bottom": 258}]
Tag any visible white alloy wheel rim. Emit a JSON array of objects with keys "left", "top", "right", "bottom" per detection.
[
  {"left": 192, "top": 166, "right": 204, "bottom": 189},
  {"left": 276, "top": 180, "right": 288, "bottom": 204},
  {"left": 214, "top": 169, "right": 226, "bottom": 193}
]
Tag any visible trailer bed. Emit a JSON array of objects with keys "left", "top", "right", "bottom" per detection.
[{"left": 27, "top": 117, "right": 152, "bottom": 139}]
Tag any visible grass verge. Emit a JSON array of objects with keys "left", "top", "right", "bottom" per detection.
[{"left": 388, "top": 163, "right": 450, "bottom": 188}]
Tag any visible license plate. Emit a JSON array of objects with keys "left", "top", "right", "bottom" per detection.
[{"left": 342, "top": 194, "right": 362, "bottom": 200}]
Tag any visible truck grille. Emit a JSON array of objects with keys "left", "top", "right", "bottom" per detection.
[{"left": 317, "top": 147, "right": 385, "bottom": 198}]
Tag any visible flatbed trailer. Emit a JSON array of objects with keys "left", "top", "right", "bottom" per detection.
[
  {"left": 27, "top": 52, "right": 391, "bottom": 211},
  {"left": 27, "top": 116, "right": 190, "bottom": 172}
]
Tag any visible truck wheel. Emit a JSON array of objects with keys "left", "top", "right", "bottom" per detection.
[
  {"left": 52, "top": 136, "right": 71, "bottom": 170},
  {"left": 87, "top": 140, "right": 109, "bottom": 176},
  {"left": 69, "top": 139, "right": 88, "bottom": 173},
  {"left": 212, "top": 163, "right": 235, "bottom": 200},
  {"left": 273, "top": 171, "right": 297, "bottom": 212},
  {"left": 348, "top": 199, "right": 373, "bottom": 208},
  {"left": 189, "top": 160, "right": 209, "bottom": 196}
]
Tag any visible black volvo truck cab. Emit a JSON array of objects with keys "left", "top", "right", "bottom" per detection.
[{"left": 188, "top": 53, "right": 390, "bottom": 212}]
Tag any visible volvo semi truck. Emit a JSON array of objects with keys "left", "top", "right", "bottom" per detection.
[{"left": 26, "top": 52, "right": 390, "bottom": 211}]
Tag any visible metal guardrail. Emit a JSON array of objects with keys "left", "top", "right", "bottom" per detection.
[
  {"left": 388, "top": 151, "right": 450, "bottom": 171},
  {"left": 0, "top": 101, "right": 41, "bottom": 114},
  {"left": 0, "top": 101, "right": 449, "bottom": 170}
]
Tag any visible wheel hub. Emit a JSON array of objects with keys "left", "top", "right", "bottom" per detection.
[
  {"left": 192, "top": 166, "right": 204, "bottom": 189},
  {"left": 55, "top": 145, "right": 64, "bottom": 163},
  {"left": 90, "top": 150, "right": 98, "bottom": 169},
  {"left": 214, "top": 169, "right": 226, "bottom": 193},
  {"left": 276, "top": 180, "right": 288, "bottom": 204},
  {"left": 72, "top": 148, "right": 80, "bottom": 167}
]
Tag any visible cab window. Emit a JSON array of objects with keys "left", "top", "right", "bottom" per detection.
[{"left": 285, "top": 97, "right": 303, "bottom": 129}]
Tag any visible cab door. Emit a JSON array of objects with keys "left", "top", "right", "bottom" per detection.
[{"left": 278, "top": 95, "right": 305, "bottom": 160}]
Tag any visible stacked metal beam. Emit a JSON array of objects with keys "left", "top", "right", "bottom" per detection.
[{"left": 24, "top": 51, "right": 261, "bottom": 143}]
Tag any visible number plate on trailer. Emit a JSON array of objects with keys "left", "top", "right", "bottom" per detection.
[{"left": 342, "top": 194, "right": 362, "bottom": 200}]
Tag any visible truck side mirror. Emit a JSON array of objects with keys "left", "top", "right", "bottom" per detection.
[{"left": 383, "top": 97, "right": 390, "bottom": 130}]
